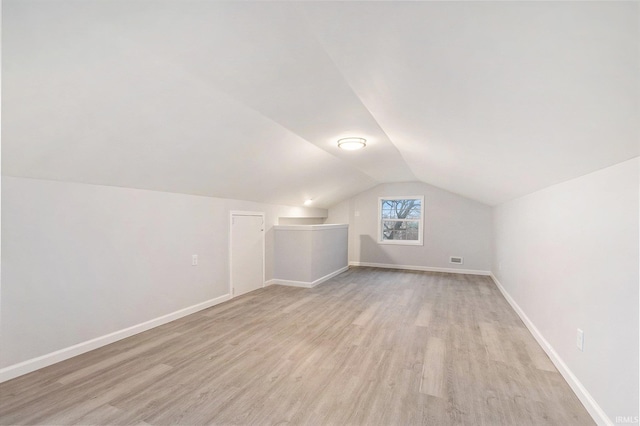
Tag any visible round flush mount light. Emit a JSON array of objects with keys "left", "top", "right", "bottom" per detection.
[{"left": 337, "top": 137, "right": 366, "bottom": 151}]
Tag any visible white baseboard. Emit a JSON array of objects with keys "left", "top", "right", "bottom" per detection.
[
  {"left": 349, "top": 261, "right": 491, "bottom": 276},
  {"left": 489, "top": 273, "right": 611, "bottom": 426},
  {"left": 0, "top": 293, "right": 231, "bottom": 384},
  {"left": 269, "top": 265, "right": 349, "bottom": 289}
]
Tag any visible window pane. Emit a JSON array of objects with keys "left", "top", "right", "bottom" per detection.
[
  {"left": 380, "top": 200, "right": 395, "bottom": 219},
  {"left": 380, "top": 199, "right": 421, "bottom": 220},
  {"left": 381, "top": 220, "right": 420, "bottom": 240},
  {"left": 379, "top": 196, "right": 423, "bottom": 245}
]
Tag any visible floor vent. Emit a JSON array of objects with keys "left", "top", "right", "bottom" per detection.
[{"left": 449, "top": 256, "right": 464, "bottom": 265}]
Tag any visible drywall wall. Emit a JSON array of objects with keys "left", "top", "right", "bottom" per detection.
[
  {"left": 274, "top": 227, "right": 314, "bottom": 283},
  {"left": 327, "top": 181, "right": 492, "bottom": 273},
  {"left": 1, "top": 176, "right": 326, "bottom": 376},
  {"left": 492, "top": 158, "right": 639, "bottom": 424},
  {"left": 311, "top": 225, "right": 348, "bottom": 280},
  {"left": 273, "top": 224, "right": 348, "bottom": 286},
  {"left": 277, "top": 217, "right": 326, "bottom": 225}
]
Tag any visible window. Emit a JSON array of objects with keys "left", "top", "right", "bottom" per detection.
[{"left": 378, "top": 196, "right": 424, "bottom": 245}]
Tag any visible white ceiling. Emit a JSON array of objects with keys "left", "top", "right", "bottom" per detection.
[{"left": 3, "top": 1, "right": 638, "bottom": 208}]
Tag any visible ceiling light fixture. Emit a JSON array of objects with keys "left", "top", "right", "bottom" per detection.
[
  {"left": 337, "top": 137, "right": 366, "bottom": 151},
  {"left": 304, "top": 199, "right": 313, "bottom": 206}
]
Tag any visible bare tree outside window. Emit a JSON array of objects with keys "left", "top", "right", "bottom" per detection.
[{"left": 379, "top": 196, "right": 424, "bottom": 245}]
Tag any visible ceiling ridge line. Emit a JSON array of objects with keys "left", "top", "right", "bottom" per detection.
[{"left": 293, "top": 3, "right": 418, "bottom": 182}]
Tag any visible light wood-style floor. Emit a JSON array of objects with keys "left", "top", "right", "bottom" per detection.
[{"left": 0, "top": 267, "right": 593, "bottom": 425}]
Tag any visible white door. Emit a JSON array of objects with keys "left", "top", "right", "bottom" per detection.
[{"left": 230, "top": 212, "right": 265, "bottom": 297}]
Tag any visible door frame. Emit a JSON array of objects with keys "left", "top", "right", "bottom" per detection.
[{"left": 229, "top": 211, "right": 265, "bottom": 298}]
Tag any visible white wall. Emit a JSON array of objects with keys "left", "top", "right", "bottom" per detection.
[
  {"left": 492, "top": 158, "right": 639, "bottom": 424},
  {"left": 327, "top": 181, "right": 493, "bottom": 273},
  {"left": 0, "top": 176, "right": 326, "bottom": 376}
]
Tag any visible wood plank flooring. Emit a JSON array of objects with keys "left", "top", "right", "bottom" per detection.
[{"left": 0, "top": 267, "right": 594, "bottom": 425}]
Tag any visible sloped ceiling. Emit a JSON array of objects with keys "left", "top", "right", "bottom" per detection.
[{"left": 3, "top": 1, "right": 638, "bottom": 208}]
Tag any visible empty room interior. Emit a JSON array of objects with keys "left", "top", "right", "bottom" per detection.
[{"left": 1, "top": 1, "right": 638, "bottom": 425}]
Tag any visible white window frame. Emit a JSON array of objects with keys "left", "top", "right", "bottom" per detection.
[{"left": 378, "top": 195, "right": 424, "bottom": 246}]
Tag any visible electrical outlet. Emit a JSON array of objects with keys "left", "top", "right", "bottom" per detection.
[
  {"left": 576, "top": 329, "right": 584, "bottom": 351},
  {"left": 192, "top": 255, "right": 198, "bottom": 266}
]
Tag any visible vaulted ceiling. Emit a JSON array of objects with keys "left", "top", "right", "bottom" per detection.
[{"left": 3, "top": 1, "right": 638, "bottom": 208}]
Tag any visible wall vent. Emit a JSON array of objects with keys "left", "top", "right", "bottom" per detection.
[{"left": 449, "top": 256, "right": 464, "bottom": 265}]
